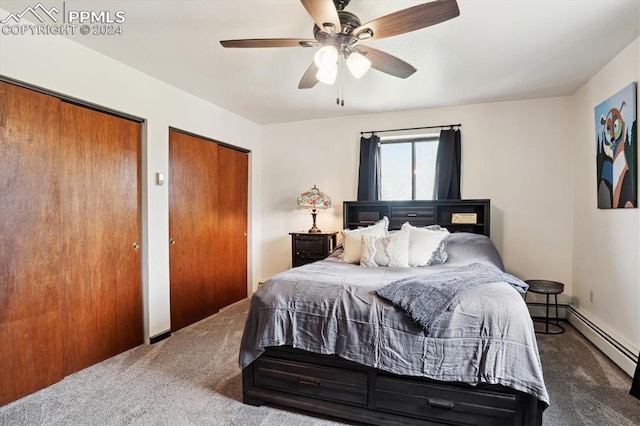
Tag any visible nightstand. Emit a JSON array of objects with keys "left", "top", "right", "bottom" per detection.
[{"left": 290, "top": 232, "right": 338, "bottom": 267}]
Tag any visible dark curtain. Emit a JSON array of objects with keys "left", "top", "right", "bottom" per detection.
[
  {"left": 433, "top": 128, "right": 461, "bottom": 200},
  {"left": 357, "top": 134, "right": 380, "bottom": 201},
  {"left": 631, "top": 354, "right": 640, "bottom": 399}
]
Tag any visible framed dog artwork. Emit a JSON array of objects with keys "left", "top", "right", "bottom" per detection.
[{"left": 594, "top": 82, "right": 637, "bottom": 209}]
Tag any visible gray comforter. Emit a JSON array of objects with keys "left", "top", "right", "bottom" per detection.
[{"left": 239, "top": 233, "right": 549, "bottom": 406}]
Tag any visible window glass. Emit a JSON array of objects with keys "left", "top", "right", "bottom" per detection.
[
  {"left": 380, "top": 143, "right": 412, "bottom": 200},
  {"left": 415, "top": 141, "right": 439, "bottom": 200},
  {"left": 379, "top": 136, "right": 439, "bottom": 200}
]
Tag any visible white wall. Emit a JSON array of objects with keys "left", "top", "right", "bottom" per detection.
[
  {"left": 0, "top": 17, "right": 263, "bottom": 342},
  {"left": 261, "top": 97, "right": 575, "bottom": 293},
  {"left": 571, "top": 37, "right": 640, "bottom": 355}
]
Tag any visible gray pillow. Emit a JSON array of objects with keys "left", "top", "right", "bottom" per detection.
[{"left": 443, "top": 233, "right": 505, "bottom": 270}]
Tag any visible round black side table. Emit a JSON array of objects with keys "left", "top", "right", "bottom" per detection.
[{"left": 525, "top": 279, "right": 565, "bottom": 334}]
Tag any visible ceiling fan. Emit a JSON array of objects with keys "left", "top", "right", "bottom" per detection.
[{"left": 220, "top": 0, "right": 460, "bottom": 92}]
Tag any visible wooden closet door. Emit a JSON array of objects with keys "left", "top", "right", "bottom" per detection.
[
  {"left": 0, "top": 82, "right": 65, "bottom": 405},
  {"left": 216, "top": 146, "right": 248, "bottom": 310},
  {"left": 169, "top": 130, "right": 219, "bottom": 331},
  {"left": 59, "top": 102, "right": 142, "bottom": 375}
]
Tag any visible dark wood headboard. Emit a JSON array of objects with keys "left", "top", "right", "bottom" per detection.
[{"left": 343, "top": 199, "right": 490, "bottom": 237}]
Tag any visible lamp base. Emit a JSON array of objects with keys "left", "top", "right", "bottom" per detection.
[
  {"left": 308, "top": 209, "right": 321, "bottom": 233},
  {"left": 308, "top": 225, "right": 322, "bottom": 233}
]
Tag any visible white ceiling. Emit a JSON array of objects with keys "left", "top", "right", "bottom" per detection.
[{"left": 2, "top": 0, "right": 639, "bottom": 125}]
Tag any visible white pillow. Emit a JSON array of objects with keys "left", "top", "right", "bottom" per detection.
[
  {"left": 401, "top": 222, "right": 450, "bottom": 267},
  {"left": 340, "top": 218, "right": 388, "bottom": 264},
  {"left": 361, "top": 230, "right": 410, "bottom": 267}
]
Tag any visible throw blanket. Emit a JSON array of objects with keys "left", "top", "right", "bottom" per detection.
[{"left": 376, "top": 262, "right": 529, "bottom": 334}]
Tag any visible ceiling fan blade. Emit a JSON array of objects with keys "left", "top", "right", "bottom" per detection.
[
  {"left": 300, "top": 0, "right": 341, "bottom": 33},
  {"left": 353, "top": 0, "right": 459, "bottom": 41},
  {"left": 220, "top": 38, "right": 317, "bottom": 48},
  {"left": 357, "top": 46, "right": 416, "bottom": 79},
  {"left": 298, "top": 63, "right": 319, "bottom": 89}
]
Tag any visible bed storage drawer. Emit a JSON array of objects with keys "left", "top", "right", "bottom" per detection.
[
  {"left": 374, "top": 376, "right": 517, "bottom": 425},
  {"left": 390, "top": 206, "right": 435, "bottom": 228},
  {"left": 254, "top": 357, "right": 368, "bottom": 406}
]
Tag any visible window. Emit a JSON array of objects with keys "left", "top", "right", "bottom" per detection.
[{"left": 379, "top": 135, "right": 439, "bottom": 200}]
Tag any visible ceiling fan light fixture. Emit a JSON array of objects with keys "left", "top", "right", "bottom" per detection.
[
  {"left": 221, "top": 0, "right": 462, "bottom": 102},
  {"left": 346, "top": 52, "right": 371, "bottom": 79},
  {"left": 313, "top": 45, "right": 338, "bottom": 69},
  {"left": 316, "top": 63, "right": 338, "bottom": 85}
]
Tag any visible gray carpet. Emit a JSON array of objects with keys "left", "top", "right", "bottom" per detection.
[
  {"left": 1, "top": 298, "right": 638, "bottom": 425},
  {"left": 535, "top": 324, "right": 639, "bottom": 425}
]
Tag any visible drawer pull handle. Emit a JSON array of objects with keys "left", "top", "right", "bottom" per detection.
[
  {"left": 428, "top": 398, "right": 455, "bottom": 410},
  {"left": 298, "top": 379, "right": 320, "bottom": 387},
  {"left": 406, "top": 213, "right": 418, "bottom": 217}
]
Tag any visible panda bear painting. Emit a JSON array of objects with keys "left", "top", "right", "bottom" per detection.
[{"left": 595, "top": 82, "right": 637, "bottom": 209}]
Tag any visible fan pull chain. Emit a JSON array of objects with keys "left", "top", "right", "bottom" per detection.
[
  {"left": 340, "top": 72, "right": 344, "bottom": 107},
  {"left": 336, "top": 55, "right": 345, "bottom": 107},
  {"left": 336, "top": 63, "right": 340, "bottom": 106}
]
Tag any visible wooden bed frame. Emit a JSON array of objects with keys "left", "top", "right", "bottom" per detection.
[{"left": 243, "top": 200, "right": 545, "bottom": 425}]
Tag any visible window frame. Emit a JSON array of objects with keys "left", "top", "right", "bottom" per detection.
[{"left": 378, "top": 134, "right": 439, "bottom": 201}]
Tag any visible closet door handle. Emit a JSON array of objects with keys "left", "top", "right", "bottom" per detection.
[
  {"left": 169, "top": 238, "right": 176, "bottom": 245},
  {"left": 132, "top": 242, "right": 140, "bottom": 250}
]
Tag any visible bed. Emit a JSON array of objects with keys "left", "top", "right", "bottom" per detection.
[{"left": 240, "top": 200, "right": 547, "bottom": 425}]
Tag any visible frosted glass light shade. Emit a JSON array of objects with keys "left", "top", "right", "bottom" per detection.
[
  {"left": 316, "top": 63, "right": 337, "bottom": 85},
  {"left": 313, "top": 45, "right": 338, "bottom": 69},
  {"left": 346, "top": 52, "right": 371, "bottom": 79}
]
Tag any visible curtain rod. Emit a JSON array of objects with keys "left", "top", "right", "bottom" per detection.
[{"left": 360, "top": 123, "right": 461, "bottom": 135}]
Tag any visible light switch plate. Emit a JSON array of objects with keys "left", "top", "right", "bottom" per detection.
[{"left": 156, "top": 172, "right": 165, "bottom": 186}]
